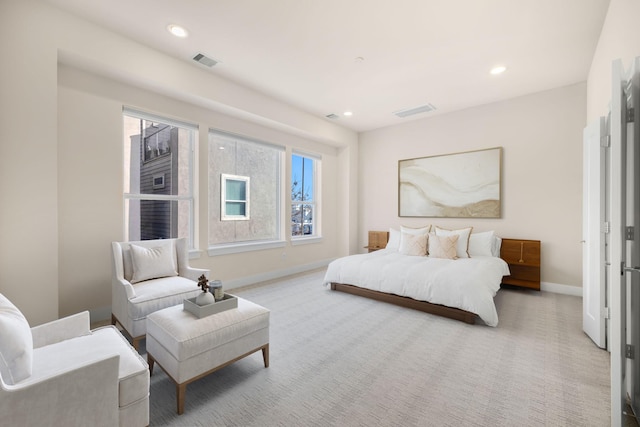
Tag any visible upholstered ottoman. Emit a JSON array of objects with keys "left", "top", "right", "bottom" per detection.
[{"left": 145, "top": 297, "right": 269, "bottom": 414}]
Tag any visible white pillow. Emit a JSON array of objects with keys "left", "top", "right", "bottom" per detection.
[
  {"left": 0, "top": 294, "right": 33, "bottom": 385},
  {"left": 434, "top": 226, "right": 472, "bottom": 258},
  {"left": 468, "top": 231, "right": 495, "bottom": 257},
  {"left": 492, "top": 236, "right": 502, "bottom": 257},
  {"left": 400, "top": 225, "right": 431, "bottom": 236},
  {"left": 428, "top": 234, "right": 459, "bottom": 259},
  {"left": 386, "top": 228, "right": 401, "bottom": 251},
  {"left": 130, "top": 241, "right": 178, "bottom": 284},
  {"left": 399, "top": 232, "right": 428, "bottom": 256}
]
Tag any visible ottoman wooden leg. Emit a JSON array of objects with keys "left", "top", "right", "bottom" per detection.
[
  {"left": 177, "top": 383, "right": 187, "bottom": 415},
  {"left": 262, "top": 344, "right": 270, "bottom": 368}
]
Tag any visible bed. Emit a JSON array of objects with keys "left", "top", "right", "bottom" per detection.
[{"left": 323, "top": 228, "right": 511, "bottom": 327}]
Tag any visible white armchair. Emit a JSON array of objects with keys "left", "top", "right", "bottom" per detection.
[
  {"left": 111, "top": 237, "right": 209, "bottom": 350},
  {"left": 0, "top": 293, "right": 149, "bottom": 427}
]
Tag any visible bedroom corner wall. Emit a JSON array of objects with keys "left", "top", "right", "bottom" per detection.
[{"left": 358, "top": 83, "right": 586, "bottom": 289}]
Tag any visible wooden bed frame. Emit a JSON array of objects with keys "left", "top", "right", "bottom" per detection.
[
  {"left": 328, "top": 235, "right": 538, "bottom": 325},
  {"left": 330, "top": 282, "right": 478, "bottom": 324}
]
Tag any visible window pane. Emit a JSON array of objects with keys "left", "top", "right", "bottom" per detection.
[
  {"left": 123, "top": 115, "right": 192, "bottom": 196},
  {"left": 292, "top": 155, "right": 314, "bottom": 202},
  {"left": 209, "top": 132, "right": 282, "bottom": 245},
  {"left": 125, "top": 199, "right": 191, "bottom": 241},
  {"left": 291, "top": 203, "right": 313, "bottom": 236},
  {"left": 291, "top": 153, "right": 317, "bottom": 237},
  {"left": 225, "top": 201, "right": 246, "bottom": 216},
  {"left": 123, "top": 112, "right": 194, "bottom": 245},
  {"left": 226, "top": 180, "right": 246, "bottom": 201}
]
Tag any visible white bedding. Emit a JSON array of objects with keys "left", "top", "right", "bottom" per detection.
[{"left": 323, "top": 249, "right": 510, "bottom": 327}]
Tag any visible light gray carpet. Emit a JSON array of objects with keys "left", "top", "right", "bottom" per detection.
[{"left": 147, "top": 269, "right": 610, "bottom": 426}]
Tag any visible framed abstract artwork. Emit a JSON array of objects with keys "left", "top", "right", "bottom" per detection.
[{"left": 398, "top": 147, "right": 502, "bottom": 218}]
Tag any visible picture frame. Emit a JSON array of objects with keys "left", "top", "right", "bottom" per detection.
[{"left": 398, "top": 147, "right": 502, "bottom": 218}]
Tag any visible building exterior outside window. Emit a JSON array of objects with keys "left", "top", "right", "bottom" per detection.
[
  {"left": 209, "top": 130, "right": 282, "bottom": 248},
  {"left": 123, "top": 109, "right": 195, "bottom": 246}
]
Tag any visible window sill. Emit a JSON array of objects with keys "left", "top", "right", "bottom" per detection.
[
  {"left": 208, "top": 240, "right": 286, "bottom": 256},
  {"left": 290, "top": 236, "right": 323, "bottom": 246}
]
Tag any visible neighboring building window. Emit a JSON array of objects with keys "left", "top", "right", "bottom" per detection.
[
  {"left": 291, "top": 153, "right": 319, "bottom": 237},
  {"left": 123, "top": 109, "right": 195, "bottom": 246},
  {"left": 209, "top": 130, "right": 283, "bottom": 248},
  {"left": 221, "top": 174, "right": 250, "bottom": 220}
]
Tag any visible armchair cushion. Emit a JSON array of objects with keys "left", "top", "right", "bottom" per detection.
[
  {"left": 29, "top": 325, "right": 149, "bottom": 408},
  {"left": 127, "top": 276, "right": 200, "bottom": 321},
  {"left": 129, "top": 240, "right": 178, "bottom": 284},
  {"left": 0, "top": 294, "right": 32, "bottom": 385}
]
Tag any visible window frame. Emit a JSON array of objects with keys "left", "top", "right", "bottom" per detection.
[
  {"left": 208, "top": 129, "right": 286, "bottom": 256},
  {"left": 221, "top": 173, "right": 250, "bottom": 221},
  {"left": 291, "top": 151, "right": 321, "bottom": 244},
  {"left": 122, "top": 107, "right": 197, "bottom": 250}
]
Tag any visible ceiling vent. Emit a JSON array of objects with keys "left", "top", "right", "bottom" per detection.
[
  {"left": 393, "top": 103, "right": 437, "bottom": 118},
  {"left": 325, "top": 113, "right": 340, "bottom": 119},
  {"left": 192, "top": 53, "right": 219, "bottom": 68}
]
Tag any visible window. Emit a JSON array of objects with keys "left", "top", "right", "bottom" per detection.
[
  {"left": 123, "top": 109, "right": 195, "bottom": 246},
  {"left": 291, "top": 153, "right": 319, "bottom": 238},
  {"left": 209, "top": 130, "right": 283, "bottom": 252},
  {"left": 221, "top": 174, "right": 250, "bottom": 220}
]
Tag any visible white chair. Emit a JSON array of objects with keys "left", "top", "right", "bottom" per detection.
[
  {"left": 111, "top": 237, "right": 209, "bottom": 350},
  {"left": 0, "top": 293, "right": 149, "bottom": 427}
]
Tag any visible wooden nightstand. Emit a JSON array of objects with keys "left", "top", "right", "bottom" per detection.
[
  {"left": 365, "top": 230, "right": 389, "bottom": 253},
  {"left": 500, "top": 238, "right": 541, "bottom": 291}
]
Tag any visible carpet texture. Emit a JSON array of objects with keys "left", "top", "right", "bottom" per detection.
[{"left": 147, "top": 269, "right": 610, "bottom": 426}]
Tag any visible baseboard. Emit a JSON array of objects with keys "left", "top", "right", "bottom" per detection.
[
  {"left": 541, "top": 281, "right": 582, "bottom": 297},
  {"left": 224, "top": 258, "right": 334, "bottom": 290}
]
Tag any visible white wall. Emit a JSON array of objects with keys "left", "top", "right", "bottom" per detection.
[
  {"left": 0, "top": 0, "right": 59, "bottom": 325},
  {"left": 0, "top": 0, "right": 358, "bottom": 324},
  {"left": 359, "top": 83, "right": 587, "bottom": 289},
  {"left": 587, "top": 0, "right": 640, "bottom": 121}
]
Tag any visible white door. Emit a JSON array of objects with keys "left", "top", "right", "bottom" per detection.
[
  {"left": 609, "top": 58, "right": 625, "bottom": 427},
  {"left": 624, "top": 58, "right": 640, "bottom": 421},
  {"left": 583, "top": 117, "right": 607, "bottom": 349},
  {"left": 610, "top": 56, "right": 640, "bottom": 426}
]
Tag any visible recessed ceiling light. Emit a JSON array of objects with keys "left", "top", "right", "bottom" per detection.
[
  {"left": 167, "top": 24, "right": 188, "bottom": 38},
  {"left": 343, "top": 111, "right": 353, "bottom": 116},
  {"left": 490, "top": 65, "right": 507, "bottom": 75}
]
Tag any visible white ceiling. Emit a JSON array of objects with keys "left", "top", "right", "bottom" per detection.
[{"left": 45, "top": 0, "right": 610, "bottom": 133}]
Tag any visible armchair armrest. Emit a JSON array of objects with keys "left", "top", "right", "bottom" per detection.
[
  {"left": 1, "top": 353, "right": 120, "bottom": 426},
  {"left": 113, "top": 277, "right": 136, "bottom": 299},
  {"left": 181, "top": 266, "right": 210, "bottom": 282},
  {"left": 31, "top": 311, "right": 91, "bottom": 349}
]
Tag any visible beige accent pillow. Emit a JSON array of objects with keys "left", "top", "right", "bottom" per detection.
[
  {"left": 429, "top": 234, "right": 459, "bottom": 259},
  {"left": 130, "top": 241, "right": 178, "bottom": 284},
  {"left": 0, "top": 294, "right": 33, "bottom": 385},
  {"left": 399, "top": 232, "right": 428, "bottom": 256},
  {"left": 434, "top": 226, "right": 472, "bottom": 258},
  {"left": 398, "top": 225, "right": 430, "bottom": 251}
]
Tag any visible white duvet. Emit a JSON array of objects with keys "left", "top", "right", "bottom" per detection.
[{"left": 323, "top": 249, "right": 510, "bottom": 327}]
